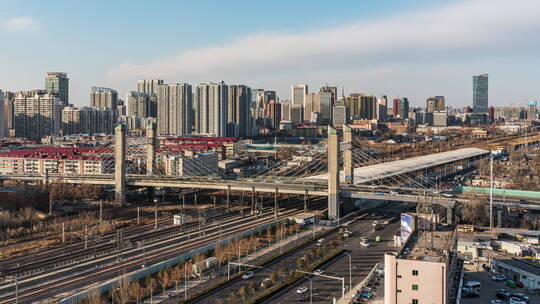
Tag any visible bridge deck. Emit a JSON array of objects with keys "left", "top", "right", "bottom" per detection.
[{"left": 307, "top": 147, "right": 489, "bottom": 184}]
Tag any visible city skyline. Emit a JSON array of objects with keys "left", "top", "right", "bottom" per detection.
[{"left": 1, "top": 0, "right": 540, "bottom": 107}]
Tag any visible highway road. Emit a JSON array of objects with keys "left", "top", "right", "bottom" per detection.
[
  {"left": 262, "top": 202, "right": 409, "bottom": 304},
  {"left": 188, "top": 202, "right": 411, "bottom": 304}
]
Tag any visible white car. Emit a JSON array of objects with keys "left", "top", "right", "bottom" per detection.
[
  {"left": 313, "top": 269, "right": 324, "bottom": 275},
  {"left": 509, "top": 298, "right": 527, "bottom": 304},
  {"left": 242, "top": 271, "right": 254, "bottom": 279},
  {"left": 297, "top": 286, "right": 308, "bottom": 294},
  {"left": 361, "top": 240, "right": 370, "bottom": 247}
]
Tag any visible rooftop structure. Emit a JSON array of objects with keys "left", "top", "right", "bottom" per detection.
[
  {"left": 309, "top": 147, "right": 489, "bottom": 184},
  {"left": 385, "top": 226, "right": 459, "bottom": 304}
]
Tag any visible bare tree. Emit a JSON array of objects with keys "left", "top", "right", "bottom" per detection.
[
  {"left": 113, "top": 277, "right": 131, "bottom": 304},
  {"left": 461, "top": 192, "right": 488, "bottom": 226},
  {"left": 158, "top": 269, "right": 171, "bottom": 293},
  {"left": 239, "top": 286, "right": 249, "bottom": 300},
  {"left": 129, "top": 280, "right": 146, "bottom": 304},
  {"left": 86, "top": 290, "right": 106, "bottom": 304}
]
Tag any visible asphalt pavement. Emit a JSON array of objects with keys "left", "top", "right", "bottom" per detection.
[
  {"left": 264, "top": 203, "right": 407, "bottom": 304},
  {"left": 189, "top": 202, "right": 410, "bottom": 304}
]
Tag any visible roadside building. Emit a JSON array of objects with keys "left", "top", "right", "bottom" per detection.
[
  {"left": 491, "top": 258, "right": 540, "bottom": 290},
  {"left": 385, "top": 227, "right": 461, "bottom": 304}
]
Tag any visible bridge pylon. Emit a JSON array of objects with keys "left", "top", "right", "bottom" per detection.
[
  {"left": 146, "top": 121, "right": 157, "bottom": 175},
  {"left": 114, "top": 124, "right": 126, "bottom": 205},
  {"left": 328, "top": 125, "right": 340, "bottom": 220},
  {"left": 343, "top": 124, "right": 354, "bottom": 185}
]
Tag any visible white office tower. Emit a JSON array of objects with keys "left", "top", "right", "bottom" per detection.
[
  {"left": 292, "top": 84, "right": 308, "bottom": 108},
  {"left": 156, "top": 83, "right": 192, "bottom": 136},
  {"left": 194, "top": 81, "right": 228, "bottom": 137}
]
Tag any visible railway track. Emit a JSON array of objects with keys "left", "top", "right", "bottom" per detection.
[
  {"left": 0, "top": 204, "right": 232, "bottom": 278},
  {"left": 0, "top": 206, "right": 313, "bottom": 303},
  {"left": 0, "top": 196, "right": 322, "bottom": 303}
]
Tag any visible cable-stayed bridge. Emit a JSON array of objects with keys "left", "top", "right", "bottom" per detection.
[{"left": 0, "top": 123, "right": 490, "bottom": 220}]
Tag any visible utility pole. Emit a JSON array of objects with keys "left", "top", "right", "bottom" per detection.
[
  {"left": 154, "top": 199, "right": 158, "bottom": 230},
  {"left": 274, "top": 188, "right": 279, "bottom": 219},
  {"left": 99, "top": 199, "right": 103, "bottom": 225},
  {"left": 304, "top": 190, "right": 308, "bottom": 213},
  {"left": 137, "top": 207, "right": 140, "bottom": 225},
  {"left": 84, "top": 226, "right": 88, "bottom": 249},
  {"left": 62, "top": 222, "right": 65, "bottom": 243},
  {"left": 489, "top": 154, "right": 494, "bottom": 230}
]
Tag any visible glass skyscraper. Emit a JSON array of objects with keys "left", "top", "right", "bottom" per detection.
[
  {"left": 45, "top": 72, "right": 69, "bottom": 107},
  {"left": 473, "top": 74, "right": 488, "bottom": 113}
]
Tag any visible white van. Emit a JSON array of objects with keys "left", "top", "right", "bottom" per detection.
[{"left": 465, "top": 281, "right": 481, "bottom": 290}]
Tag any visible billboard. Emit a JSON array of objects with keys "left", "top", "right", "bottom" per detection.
[{"left": 400, "top": 213, "right": 414, "bottom": 244}]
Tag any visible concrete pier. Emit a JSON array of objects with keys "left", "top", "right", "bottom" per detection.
[
  {"left": 115, "top": 124, "right": 126, "bottom": 205},
  {"left": 328, "top": 126, "right": 340, "bottom": 220}
]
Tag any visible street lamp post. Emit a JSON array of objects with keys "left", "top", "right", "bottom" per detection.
[
  {"left": 305, "top": 275, "right": 313, "bottom": 304},
  {"left": 344, "top": 252, "right": 352, "bottom": 291}
]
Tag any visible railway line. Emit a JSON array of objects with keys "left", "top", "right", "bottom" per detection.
[
  {"left": 0, "top": 196, "right": 324, "bottom": 303},
  {"left": 0, "top": 204, "right": 232, "bottom": 278}
]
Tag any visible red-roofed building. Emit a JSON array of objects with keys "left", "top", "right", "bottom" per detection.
[
  {"left": 161, "top": 137, "right": 240, "bottom": 158},
  {"left": 0, "top": 147, "right": 112, "bottom": 175}
]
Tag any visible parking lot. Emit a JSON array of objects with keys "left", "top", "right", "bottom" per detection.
[{"left": 461, "top": 270, "right": 540, "bottom": 304}]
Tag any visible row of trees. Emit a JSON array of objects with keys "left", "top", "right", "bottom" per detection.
[
  {"left": 217, "top": 239, "right": 339, "bottom": 304},
  {"left": 215, "top": 221, "right": 301, "bottom": 265}
]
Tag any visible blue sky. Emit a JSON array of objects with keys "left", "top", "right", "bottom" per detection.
[{"left": 1, "top": 0, "right": 539, "bottom": 107}]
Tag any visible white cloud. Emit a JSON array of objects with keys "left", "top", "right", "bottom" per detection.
[
  {"left": 3, "top": 16, "right": 38, "bottom": 32},
  {"left": 106, "top": 0, "right": 540, "bottom": 105}
]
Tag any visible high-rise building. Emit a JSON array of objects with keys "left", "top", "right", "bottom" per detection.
[
  {"left": 227, "top": 85, "right": 251, "bottom": 137},
  {"left": 473, "top": 74, "right": 488, "bottom": 113},
  {"left": 527, "top": 100, "right": 537, "bottom": 120},
  {"left": 2, "top": 91, "right": 15, "bottom": 133},
  {"left": 264, "top": 99, "right": 281, "bottom": 129},
  {"left": 345, "top": 94, "right": 377, "bottom": 120},
  {"left": 61, "top": 106, "right": 82, "bottom": 135},
  {"left": 14, "top": 90, "right": 62, "bottom": 140},
  {"left": 90, "top": 87, "right": 118, "bottom": 109},
  {"left": 264, "top": 91, "right": 276, "bottom": 104},
  {"left": 0, "top": 90, "right": 4, "bottom": 137},
  {"left": 290, "top": 106, "right": 303, "bottom": 123},
  {"left": 127, "top": 91, "right": 157, "bottom": 118},
  {"left": 392, "top": 98, "right": 400, "bottom": 117},
  {"left": 45, "top": 72, "right": 69, "bottom": 107},
  {"left": 303, "top": 93, "right": 317, "bottom": 121},
  {"left": 251, "top": 89, "right": 264, "bottom": 110},
  {"left": 137, "top": 79, "right": 164, "bottom": 95},
  {"left": 399, "top": 98, "right": 410, "bottom": 119},
  {"left": 292, "top": 84, "right": 308, "bottom": 108},
  {"left": 433, "top": 112, "right": 448, "bottom": 127},
  {"left": 281, "top": 100, "right": 291, "bottom": 121},
  {"left": 194, "top": 82, "right": 227, "bottom": 137},
  {"left": 157, "top": 83, "right": 192, "bottom": 136},
  {"left": 377, "top": 96, "right": 388, "bottom": 122},
  {"left": 117, "top": 99, "right": 126, "bottom": 116},
  {"left": 332, "top": 105, "right": 348, "bottom": 126},
  {"left": 426, "top": 96, "right": 445, "bottom": 113}
]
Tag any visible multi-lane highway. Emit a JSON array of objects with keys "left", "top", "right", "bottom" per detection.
[
  {"left": 188, "top": 202, "right": 411, "bottom": 304},
  {"left": 264, "top": 203, "right": 409, "bottom": 304}
]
